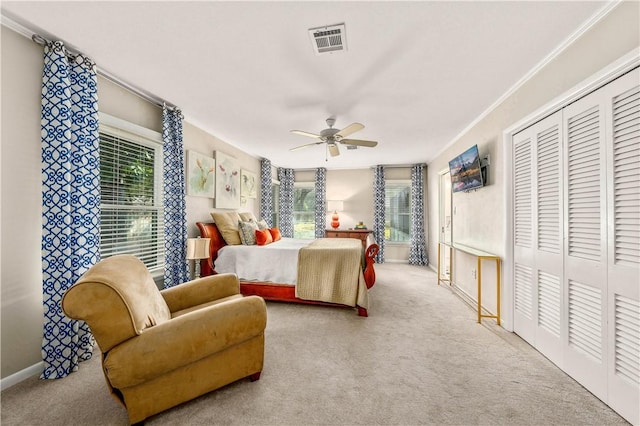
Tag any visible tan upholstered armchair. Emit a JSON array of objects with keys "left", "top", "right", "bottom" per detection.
[{"left": 62, "top": 254, "right": 267, "bottom": 424}]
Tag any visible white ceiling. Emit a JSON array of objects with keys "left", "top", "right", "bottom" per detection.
[{"left": 2, "top": 1, "right": 608, "bottom": 169}]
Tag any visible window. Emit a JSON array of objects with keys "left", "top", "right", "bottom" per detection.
[
  {"left": 385, "top": 180, "right": 411, "bottom": 243},
  {"left": 99, "top": 114, "right": 164, "bottom": 274},
  {"left": 293, "top": 182, "right": 315, "bottom": 239}
]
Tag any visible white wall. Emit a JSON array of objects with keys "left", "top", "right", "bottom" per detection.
[
  {"left": 1, "top": 26, "right": 44, "bottom": 379},
  {"left": 426, "top": 2, "right": 640, "bottom": 326}
]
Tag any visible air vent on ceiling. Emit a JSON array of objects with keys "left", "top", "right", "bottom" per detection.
[
  {"left": 308, "top": 23, "right": 347, "bottom": 55},
  {"left": 345, "top": 145, "right": 358, "bottom": 150}
]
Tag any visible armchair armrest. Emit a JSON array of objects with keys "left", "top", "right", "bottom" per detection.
[
  {"left": 103, "top": 295, "right": 267, "bottom": 389},
  {"left": 160, "top": 273, "right": 240, "bottom": 312}
]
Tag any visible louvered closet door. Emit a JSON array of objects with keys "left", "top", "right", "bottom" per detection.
[
  {"left": 513, "top": 130, "right": 535, "bottom": 345},
  {"left": 605, "top": 69, "right": 639, "bottom": 426},
  {"left": 512, "top": 112, "right": 565, "bottom": 367},
  {"left": 533, "top": 113, "right": 565, "bottom": 365},
  {"left": 562, "top": 85, "right": 609, "bottom": 401}
]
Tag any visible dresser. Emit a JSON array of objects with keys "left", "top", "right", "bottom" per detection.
[{"left": 325, "top": 229, "right": 372, "bottom": 248}]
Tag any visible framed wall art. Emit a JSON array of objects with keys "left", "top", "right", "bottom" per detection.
[
  {"left": 186, "top": 150, "right": 215, "bottom": 198},
  {"left": 215, "top": 151, "right": 241, "bottom": 209},
  {"left": 241, "top": 169, "right": 258, "bottom": 199}
]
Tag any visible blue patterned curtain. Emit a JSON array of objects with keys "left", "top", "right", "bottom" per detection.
[
  {"left": 373, "top": 165, "right": 386, "bottom": 263},
  {"left": 409, "top": 164, "right": 428, "bottom": 265},
  {"left": 41, "top": 41, "right": 100, "bottom": 378},
  {"left": 278, "top": 168, "right": 295, "bottom": 238},
  {"left": 260, "top": 158, "right": 273, "bottom": 227},
  {"left": 314, "top": 168, "right": 327, "bottom": 239},
  {"left": 162, "top": 105, "right": 189, "bottom": 287}
]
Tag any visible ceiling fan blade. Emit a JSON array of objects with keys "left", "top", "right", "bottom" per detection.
[
  {"left": 290, "top": 141, "right": 323, "bottom": 152},
  {"left": 340, "top": 138, "right": 378, "bottom": 148},
  {"left": 291, "top": 130, "right": 322, "bottom": 139},
  {"left": 335, "top": 122, "right": 364, "bottom": 138},
  {"left": 328, "top": 143, "right": 340, "bottom": 157}
]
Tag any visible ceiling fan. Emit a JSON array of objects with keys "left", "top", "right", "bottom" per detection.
[{"left": 290, "top": 117, "right": 378, "bottom": 157}]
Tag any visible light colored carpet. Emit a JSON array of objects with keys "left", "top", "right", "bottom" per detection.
[{"left": 1, "top": 264, "right": 628, "bottom": 425}]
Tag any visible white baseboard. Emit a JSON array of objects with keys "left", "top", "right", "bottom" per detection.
[
  {"left": 1, "top": 362, "right": 43, "bottom": 391},
  {"left": 445, "top": 281, "right": 501, "bottom": 319},
  {"left": 449, "top": 282, "right": 478, "bottom": 308}
]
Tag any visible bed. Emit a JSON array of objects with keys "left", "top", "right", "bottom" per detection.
[{"left": 196, "top": 222, "right": 379, "bottom": 316}]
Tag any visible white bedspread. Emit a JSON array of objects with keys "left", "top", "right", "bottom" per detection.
[{"left": 214, "top": 238, "right": 311, "bottom": 283}]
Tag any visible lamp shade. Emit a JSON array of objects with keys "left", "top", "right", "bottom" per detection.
[
  {"left": 186, "top": 237, "right": 210, "bottom": 260},
  {"left": 327, "top": 200, "right": 344, "bottom": 213}
]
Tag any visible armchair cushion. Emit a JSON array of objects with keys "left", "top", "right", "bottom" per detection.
[
  {"left": 170, "top": 294, "right": 243, "bottom": 318},
  {"left": 62, "top": 255, "right": 171, "bottom": 351},
  {"left": 160, "top": 273, "right": 240, "bottom": 312}
]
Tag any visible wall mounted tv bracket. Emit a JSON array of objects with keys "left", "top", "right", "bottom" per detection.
[{"left": 480, "top": 155, "right": 490, "bottom": 186}]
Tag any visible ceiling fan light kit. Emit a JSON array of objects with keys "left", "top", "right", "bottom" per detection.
[{"left": 290, "top": 117, "right": 378, "bottom": 159}]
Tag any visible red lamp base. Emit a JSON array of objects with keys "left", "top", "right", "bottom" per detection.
[{"left": 331, "top": 213, "right": 340, "bottom": 229}]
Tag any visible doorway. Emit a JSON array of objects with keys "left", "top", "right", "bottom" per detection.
[{"left": 438, "top": 170, "right": 452, "bottom": 280}]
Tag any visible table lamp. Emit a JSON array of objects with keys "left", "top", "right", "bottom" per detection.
[
  {"left": 327, "top": 200, "right": 344, "bottom": 229},
  {"left": 186, "top": 237, "right": 210, "bottom": 279}
]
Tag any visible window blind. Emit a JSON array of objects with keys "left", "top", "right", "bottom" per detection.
[
  {"left": 293, "top": 183, "right": 315, "bottom": 239},
  {"left": 99, "top": 131, "right": 165, "bottom": 272},
  {"left": 385, "top": 181, "right": 411, "bottom": 242}
]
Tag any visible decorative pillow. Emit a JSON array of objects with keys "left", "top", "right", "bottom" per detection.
[
  {"left": 255, "top": 228, "right": 273, "bottom": 246},
  {"left": 238, "top": 220, "right": 258, "bottom": 245},
  {"left": 239, "top": 212, "right": 257, "bottom": 222},
  {"left": 210, "top": 212, "right": 242, "bottom": 245},
  {"left": 269, "top": 227, "right": 282, "bottom": 242},
  {"left": 256, "top": 219, "right": 269, "bottom": 230}
]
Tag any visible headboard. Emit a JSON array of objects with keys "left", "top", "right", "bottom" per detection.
[{"left": 195, "top": 222, "right": 227, "bottom": 276}]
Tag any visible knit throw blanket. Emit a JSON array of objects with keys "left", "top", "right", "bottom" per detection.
[{"left": 295, "top": 238, "right": 369, "bottom": 309}]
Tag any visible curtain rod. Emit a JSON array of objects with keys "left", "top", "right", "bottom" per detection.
[
  {"left": 287, "top": 164, "right": 425, "bottom": 172},
  {"left": 371, "top": 163, "right": 426, "bottom": 169},
  {"left": 30, "top": 33, "right": 178, "bottom": 111},
  {"left": 291, "top": 167, "right": 324, "bottom": 172},
  {"left": 1, "top": 13, "right": 177, "bottom": 111}
]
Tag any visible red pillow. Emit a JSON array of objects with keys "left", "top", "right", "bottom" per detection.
[
  {"left": 269, "top": 227, "right": 281, "bottom": 241},
  {"left": 255, "top": 228, "right": 273, "bottom": 246}
]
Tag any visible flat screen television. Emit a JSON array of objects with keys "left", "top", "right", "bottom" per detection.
[{"left": 449, "top": 144, "right": 484, "bottom": 193}]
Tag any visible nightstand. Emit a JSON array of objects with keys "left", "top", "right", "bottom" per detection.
[{"left": 325, "top": 229, "right": 372, "bottom": 248}]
